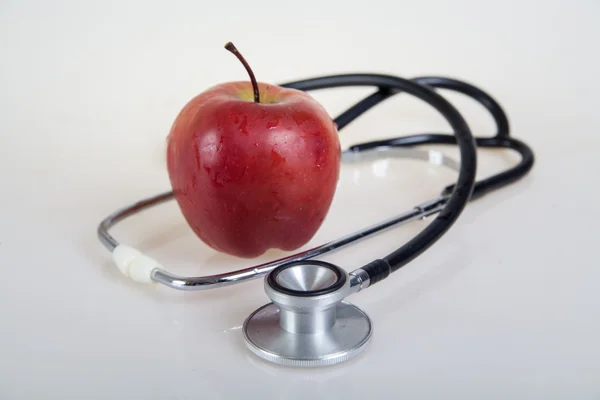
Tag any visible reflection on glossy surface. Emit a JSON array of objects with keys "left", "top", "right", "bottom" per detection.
[
  {"left": 372, "top": 159, "right": 389, "bottom": 177},
  {"left": 222, "top": 325, "right": 243, "bottom": 334}
]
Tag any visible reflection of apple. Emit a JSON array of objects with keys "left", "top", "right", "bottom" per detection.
[{"left": 166, "top": 42, "right": 341, "bottom": 258}]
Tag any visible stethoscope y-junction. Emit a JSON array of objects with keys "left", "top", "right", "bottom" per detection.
[{"left": 98, "top": 73, "right": 535, "bottom": 367}]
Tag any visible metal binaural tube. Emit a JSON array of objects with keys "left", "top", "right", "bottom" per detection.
[
  {"left": 97, "top": 146, "right": 457, "bottom": 291},
  {"left": 149, "top": 200, "right": 445, "bottom": 291}
]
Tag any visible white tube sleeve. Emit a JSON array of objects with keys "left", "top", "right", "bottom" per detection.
[{"left": 112, "top": 244, "right": 160, "bottom": 284}]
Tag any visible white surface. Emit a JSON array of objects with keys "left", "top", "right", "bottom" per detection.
[{"left": 1, "top": 1, "right": 599, "bottom": 398}]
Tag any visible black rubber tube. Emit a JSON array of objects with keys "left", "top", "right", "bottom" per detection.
[
  {"left": 343, "top": 77, "right": 534, "bottom": 202},
  {"left": 281, "top": 74, "right": 478, "bottom": 283}
]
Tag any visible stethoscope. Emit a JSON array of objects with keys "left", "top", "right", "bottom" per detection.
[{"left": 97, "top": 73, "right": 535, "bottom": 367}]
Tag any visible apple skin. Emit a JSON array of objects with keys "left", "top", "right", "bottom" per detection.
[{"left": 166, "top": 81, "right": 341, "bottom": 258}]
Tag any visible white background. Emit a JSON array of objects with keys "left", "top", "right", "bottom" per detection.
[{"left": 1, "top": 0, "right": 599, "bottom": 398}]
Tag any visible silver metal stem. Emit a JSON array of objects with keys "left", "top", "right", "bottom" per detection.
[
  {"left": 279, "top": 306, "right": 337, "bottom": 334},
  {"left": 349, "top": 268, "right": 371, "bottom": 292},
  {"left": 150, "top": 199, "right": 446, "bottom": 290}
]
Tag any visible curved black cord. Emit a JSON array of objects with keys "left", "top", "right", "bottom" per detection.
[
  {"left": 280, "top": 73, "right": 534, "bottom": 285},
  {"left": 280, "top": 74, "right": 479, "bottom": 285},
  {"left": 342, "top": 76, "right": 533, "bottom": 201}
]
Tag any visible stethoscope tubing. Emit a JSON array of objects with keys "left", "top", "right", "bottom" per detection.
[{"left": 97, "top": 73, "right": 534, "bottom": 292}]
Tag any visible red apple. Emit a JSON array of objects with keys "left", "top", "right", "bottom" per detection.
[{"left": 166, "top": 42, "right": 340, "bottom": 258}]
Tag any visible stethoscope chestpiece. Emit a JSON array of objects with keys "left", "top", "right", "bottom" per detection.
[{"left": 242, "top": 260, "right": 373, "bottom": 367}]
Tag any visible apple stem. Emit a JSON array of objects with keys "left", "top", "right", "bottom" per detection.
[{"left": 224, "top": 42, "right": 260, "bottom": 103}]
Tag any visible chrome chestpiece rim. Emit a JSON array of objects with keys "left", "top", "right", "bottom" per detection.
[{"left": 242, "top": 261, "right": 373, "bottom": 367}]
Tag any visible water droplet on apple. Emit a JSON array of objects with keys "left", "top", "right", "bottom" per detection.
[{"left": 239, "top": 116, "right": 249, "bottom": 134}]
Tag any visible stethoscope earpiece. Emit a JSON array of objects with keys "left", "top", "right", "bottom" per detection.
[{"left": 242, "top": 260, "right": 373, "bottom": 367}]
